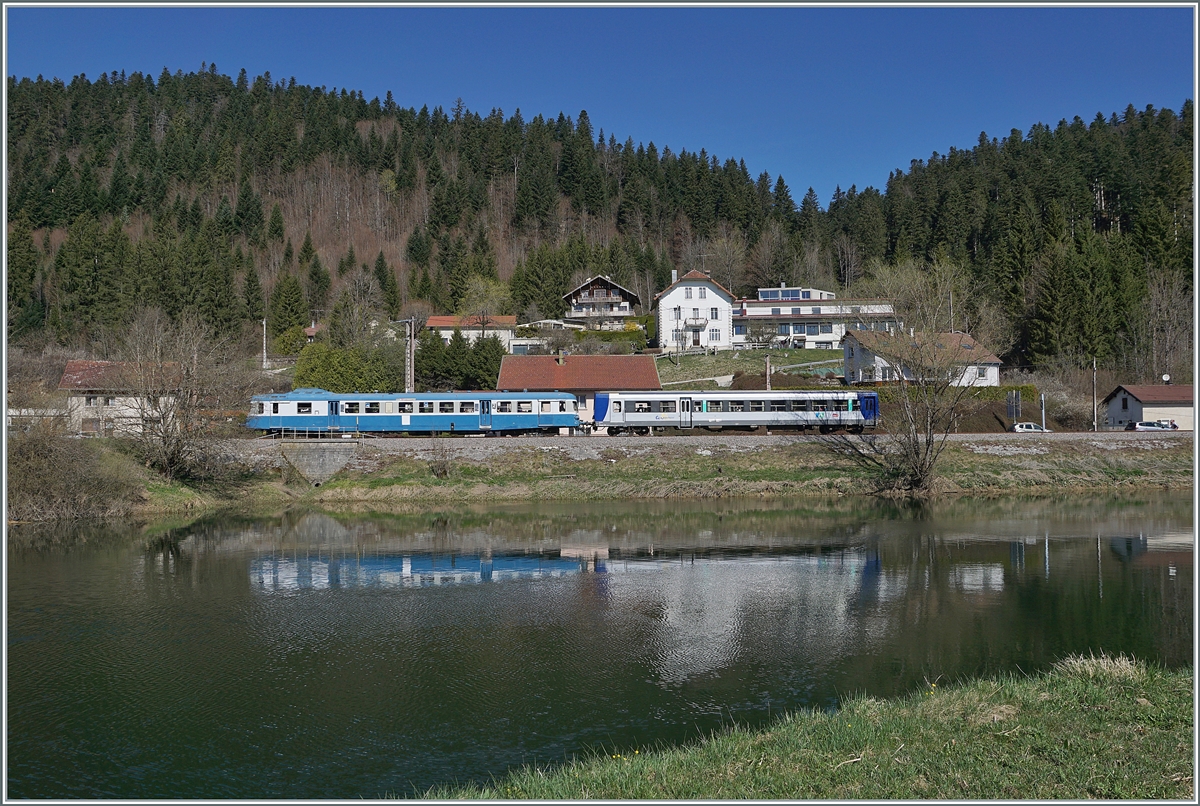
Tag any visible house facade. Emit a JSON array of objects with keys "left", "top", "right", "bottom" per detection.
[
  {"left": 1101, "top": 384, "right": 1194, "bottom": 430},
  {"left": 563, "top": 276, "right": 641, "bottom": 330},
  {"left": 495, "top": 354, "right": 661, "bottom": 433},
  {"left": 843, "top": 331, "right": 1001, "bottom": 387},
  {"left": 733, "top": 286, "right": 899, "bottom": 350},
  {"left": 58, "top": 360, "right": 170, "bottom": 436},
  {"left": 425, "top": 315, "right": 518, "bottom": 352},
  {"left": 654, "top": 270, "right": 737, "bottom": 351}
]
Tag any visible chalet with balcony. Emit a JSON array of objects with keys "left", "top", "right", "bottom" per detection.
[
  {"left": 653, "top": 270, "right": 736, "bottom": 351},
  {"left": 563, "top": 276, "right": 641, "bottom": 330}
]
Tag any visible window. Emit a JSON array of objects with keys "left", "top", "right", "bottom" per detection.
[
  {"left": 613, "top": 401, "right": 622, "bottom": 413},
  {"left": 862, "top": 367, "right": 875, "bottom": 381},
  {"left": 366, "top": 402, "right": 381, "bottom": 414},
  {"left": 782, "top": 289, "right": 800, "bottom": 300},
  {"left": 419, "top": 402, "right": 434, "bottom": 413},
  {"left": 558, "top": 401, "right": 568, "bottom": 412},
  {"left": 685, "top": 287, "right": 693, "bottom": 299},
  {"left": 771, "top": 308, "right": 781, "bottom": 316},
  {"left": 710, "top": 307, "right": 719, "bottom": 320},
  {"left": 778, "top": 324, "right": 790, "bottom": 335},
  {"left": 792, "top": 307, "right": 801, "bottom": 315},
  {"left": 812, "top": 401, "right": 828, "bottom": 412},
  {"left": 439, "top": 402, "right": 455, "bottom": 413},
  {"left": 699, "top": 287, "right": 707, "bottom": 299},
  {"left": 104, "top": 397, "right": 116, "bottom": 407},
  {"left": 761, "top": 289, "right": 780, "bottom": 300},
  {"left": 802, "top": 291, "right": 811, "bottom": 299},
  {"left": 977, "top": 367, "right": 987, "bottom": 379},
  {"left": 750, "top": 400, "right": 765, "bottom": 412},
  {"left": 660, "top": 400, "right": 677, "bottom": 413},
  {"left": 85, "top": 396, "right": 97, "bottom": 407},
  {"left": 634, "top": 401, "right": 651, "bottom": 413},
  {"left": 517, "top": 401, "right": 532, "bottom": 413},
  {"left": 791, "top": 399, "right": 809, "bottom": 412},
  {"left": 343, "top": 402, "right": 360, "bottom": 414},
  {"left": 709, "top": 329, "right": 721, "bottom": 341},
  {"left": 820, "top": 323, "right": 833, "bottom": 334},
  {"left": 541, "top": 401, "right": 552, "bottom": 413},
  {"left": 399, "top": 402, "right": 414, "bottom": 413},
  {"left": 730, "top": 401, "right": 745, "bottom": 412},
  {"left": 705, "top": 401, "right": 724, "bottom": 412},
  {"left": 256, "top": 402, "right": 265, "bottom": 414},
  {"left": 459, "top": 401, "right": 476, "bottom": 413},
  {"left": 1122, "top": 398, "right": 1128, "bottom": 410},
  {"left": 882, "top": 367, "right": 894, "bottom": 381},
  {"left": 497, "top": 401, "right": 512, "bottom": 413},
  {"left": 770, "top": 400, "right": 787, "bottom": 411},
  {"left": 673, "top": 307, "right": 681, "bottom": 321},
  {"left": 812, "top": 307, "right": 821, "bottom": 315},
  {"left": 807, "top": 324, "right": 820, "bottom": 335},
  {"left": 672, "top": 329, "right": 682, "bottom": 342},
  {"left": 733, "top": 325, "right": 745, "bottom": 336},
  {"left": 297, "top": 402, "right": 312, "bottom": 414},
  {"left": 792, "top": 324, "right": 804, "bottom": 334},
  {"left": 272, "top": 402, "right": 280, "bottom": 414},
  {"left": 692, "top": 308, "right": 700, "bottom": 319}
]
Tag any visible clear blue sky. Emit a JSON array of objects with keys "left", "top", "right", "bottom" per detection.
[{"left": 5, "top": 5, "right": 1195, "bottom": 206}]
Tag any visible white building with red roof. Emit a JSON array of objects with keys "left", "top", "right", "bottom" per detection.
[
  {"left": 653, "top": 270, "right": 737, "bottom": 351},
  {"left": 424, "top": 315, "right": 519, "bottom": 351},
  {"left": 1102, "top": 384, "right": 1193, "bottom": 430},
  {"left": 57, "top": 359, "right": 175, "bottom": 436}
]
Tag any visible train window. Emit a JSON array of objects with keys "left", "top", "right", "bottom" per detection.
[
  {"left": 730, "top": 401, "right": 745, "bottom": 412},
  {"left": 770, "top": 400, "right": 787, "bottom": 411},
  {"left": 558, "top": 401, "right": 568, "bottom": 412},
  {"left": 343, "top": 402, "right": 360, "bottom": 414},
  {"left": 497, "top": 401, "right": 512, "bottom": 413},
  {"left": 363, "top": 402, "right": 379, "bottom": 414},
  {"left": 419, "top": 402, "right": 434, "bottom": 413},
  {"left": 297, "top": 402, "right": 313, "bottom": 414},
  {"left": 256, "top": 402, "right": 265, "bottom": 414},
  {"left": 398, "top": 402, "right": 414, "bottom": 413},
  {"left": 848, "top": 399, "right": 857, "bottom": 411},
  {"left": 439, "top": 402, "right": 454, "bottom": 413},
  {"left": 634, "top": 402, "right": 651, "bottom": 413},
  {"left": 459, "top": 402, "right": 475, "bottom": 413},
  {"left": 704, "top": 401, "right": 724, "bottom": 412},
  {"left": 791, "top": 400, "right": 809, "bottom": 412},
  {"left": 750, "top": 401, "right": 765, "bottom": 412},
  {"left": 541, "top": 401, "right": 552, "bottom": 413},
  {"left": 517, "top": 401, "right": 532, "bottom": 413},
  {"left": 272, "top": 403, "right": 279, "bottom": 414},
  {"left": 812, "top": 401, "right": 828, "bottom": 412},
  {"left": 613, "top": 402, "right": 622, "bottom": 413},
  {"left": 658, "top": 401, "right": 676, "bottom": 413}
]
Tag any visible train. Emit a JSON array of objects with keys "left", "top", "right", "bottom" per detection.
[{"left": 245, "top": 388, "right": 880, "bottom": 436}]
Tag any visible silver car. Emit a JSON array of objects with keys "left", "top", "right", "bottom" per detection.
[{"left": 1010, "top": 422, "right": 1052, "bottom": 433}]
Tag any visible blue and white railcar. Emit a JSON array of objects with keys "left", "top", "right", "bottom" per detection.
[
  {"left": 246, "top": 388, "right": 580, "bottom": 435},
  {"left": 591, "top": 390, "right": 879, "bottom": 435}
]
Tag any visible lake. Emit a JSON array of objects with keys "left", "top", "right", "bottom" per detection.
[{"left": 6, "top": 492, "right": 1192, "bottom": 798}]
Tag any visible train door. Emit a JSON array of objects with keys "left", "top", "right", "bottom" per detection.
[
  {"left": 680, "top": 397, "right": 693, "bottom": 428},
  {"left": 479, "top": 399, "right": 492, "bottom": 430},
  {"left": 328, "top": 401, "right": 340, "bottom": 431},
  {"left": 859, "top": 393, "right": 878, "bottom": 425}
]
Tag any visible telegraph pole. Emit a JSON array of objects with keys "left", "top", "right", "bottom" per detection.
[
  {"left": 1092, "top": 357, "right": 1097, "bottom": 431},
  {"left": 390, "top": 318, "right": 417, "bottom": 393},
  {"left": 262, "top": 318, "right": 268, "bottom": 370}
]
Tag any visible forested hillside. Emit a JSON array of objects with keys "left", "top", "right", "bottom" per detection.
[{"left": 5, "top": 65, "right": 1193, "bottom": 380}]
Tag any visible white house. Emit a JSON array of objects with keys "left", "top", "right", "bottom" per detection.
[
  {"left": 733, "top": 285, "right": 899, "bottom": 349},
  {"left": 654, "top": 270, "right": 736, "bottom": 351},
  {"left": 1101, "top": 384, "right": 1193, "bottom": 430},
  {"left": 57, "top": 359, "right": 174, "bottom": 436},
  {"left": 425, "top": 315, "right": 518, "bottom": 352},
  {"left": 843, "top": 331, "right": 1001, "bottom": 387}
]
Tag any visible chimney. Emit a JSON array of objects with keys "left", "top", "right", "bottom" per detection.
[
  {"left": 780, "top": 282, "right": 785, "bottom": 288},
  {"left": 671, "top": 269, "right": 678, "bottom": 284},
  {"left": 556, "top": 351, "right": 565, "bottom": 366}
]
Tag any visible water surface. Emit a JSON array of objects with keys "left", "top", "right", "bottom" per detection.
[{"left": 7, "top": 493, "right": 1192, "bottom": 798}]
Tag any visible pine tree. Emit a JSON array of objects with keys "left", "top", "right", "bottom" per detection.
[
  {"left": 307, "top": 255, "right": 331, "bottom": 318},
  {"left": 6, "top": 214, "right": 41, "bottom": 333},
  {"left": 243, "top": 258, "right": 264, "bottom": 321},
  {"left": 374, "top": 251, "right": 400, "bottom": 318},
  {"left": 269, "top": 272, "right": 308, "bottom": 335},
  {"left": 268, "top": 204, "right": 287, "bottom": 245}
]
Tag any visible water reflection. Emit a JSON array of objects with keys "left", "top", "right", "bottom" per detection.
[{"left": 6, "top": 492, "right": 1192, "bottom": 800}]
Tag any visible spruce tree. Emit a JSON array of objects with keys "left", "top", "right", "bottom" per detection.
[
  {"left": 269, "top": 272, "right": 308, "bottom": 335},
  {"left": 268, "top": 204, "right": 287, "bottom": 245},
  {"left": 307, "top": 255, "right": 331, "bottom": 318},
  {"left": 243, "top": 259, "right": 264, "bottom": 321}
]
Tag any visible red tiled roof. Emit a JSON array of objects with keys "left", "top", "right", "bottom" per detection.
[
  {"left": 58, "top": 359, "right": 180, "bottom": 392},
  {"left": 652, "top": 270, "right": 735, "bottom": 304},
  {"left": 426, "top": 315, "right": 518, "bottom": 330},
  {"left": 844, "top": 331, "right": 1002, "bottom": 365},
  {"left": 496, "top": 355, "right": 661, "bottom": 392},
  {"left": 1102, "top": 385, "right": 1194, "bottom": 406}
]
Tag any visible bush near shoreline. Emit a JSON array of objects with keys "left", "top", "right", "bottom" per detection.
[{"left": 423, "top": 654, "right": 1193, "bottom": 800}]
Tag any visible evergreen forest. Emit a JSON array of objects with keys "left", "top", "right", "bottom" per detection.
[{"left": 5, "top": 65, "right": 1194, "bottom": 383}]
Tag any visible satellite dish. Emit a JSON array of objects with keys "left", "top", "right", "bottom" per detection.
[{"left": 1163, "top": 374, "right": 1171, "bottom": 383}]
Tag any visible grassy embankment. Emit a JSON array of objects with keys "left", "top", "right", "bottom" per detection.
[
  {"left": 654, "top": 347, "right": 842, "bottom": 388},
  {"left": 311, "top": 434, "right": 1192, "bottom": 508},
  {"left": 425, "top": 654, "right": 1193, "bottom": 800}
]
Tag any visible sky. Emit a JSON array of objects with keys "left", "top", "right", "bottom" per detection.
[{"left": 4, "top": 4, "right": 1196, "bottom": 206}]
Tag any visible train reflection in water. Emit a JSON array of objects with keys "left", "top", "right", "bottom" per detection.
[{"left": 250, "top": 548, "right": 882, "bottom": 592}]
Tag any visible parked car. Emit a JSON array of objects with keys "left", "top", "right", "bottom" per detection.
[
  {"left": 1011, "top": 422, "right": 1052, "bottom": 433},
  {"left": 1124, "top": 420, "right": 1177, "bottom": 431}
]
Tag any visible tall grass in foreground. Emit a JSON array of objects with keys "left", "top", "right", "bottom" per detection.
[{"left": 422, "top": 654, "right": 1192, "bottom": 800}]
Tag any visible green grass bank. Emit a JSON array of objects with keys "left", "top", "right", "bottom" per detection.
[{"left": 425, "top": 654, "right": 1193, "bottom": 800}]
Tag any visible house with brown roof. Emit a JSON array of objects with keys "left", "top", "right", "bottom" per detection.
[
  {"left": 496, "top": 354, "right": 661, "bottom": 433},
  {"left": 843, "top": 331, "right": 1002, "bottom": 387},
  {"left": 425, "top": 315, "right": 518, "bottom": 352},
  {"left": 1101, "top": 384, "right": 1193, "bottom": 430},
  {"left": 58, "top": 359, "right": 175, "bottom": 435},
  {"left": 653, "top": 269, "right": 737, "bottom": 351}
]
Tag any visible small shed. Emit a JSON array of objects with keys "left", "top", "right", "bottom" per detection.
[
  {"left": 496, "top": 354, "right": 661, "bottom": 431},
  {"left": 1101, "top": 384, "right": 1193, "bottom": 430}
]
